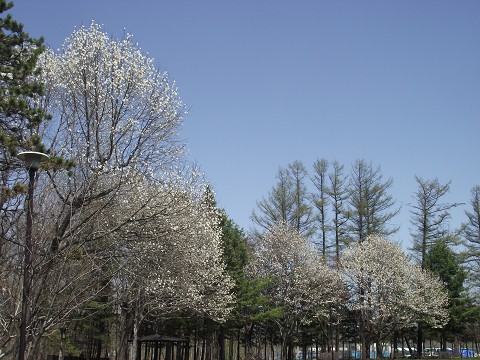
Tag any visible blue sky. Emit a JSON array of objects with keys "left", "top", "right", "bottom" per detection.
[{"left": 12, "top": 0, "right": 480, "bottom": 247}]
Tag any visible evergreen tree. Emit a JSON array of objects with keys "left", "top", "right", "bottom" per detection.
[
  {"left": 0, "top": 0, "right": 48, "bottom": 155},
  {"left": 0, "top": 0, "right": 50, "bottom": 215},
  {"left": 220, "top": 213, "right": 248, "bottom": 280},
  {"left": 425, "top": 241, "right": 479, "bottom": 352}
]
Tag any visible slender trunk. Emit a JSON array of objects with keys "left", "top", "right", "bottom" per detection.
[
  {"left": 453, "top": 336, "right": 460, "bottom": 358},
  {"left": 236, "top": 329, "right": 240, "bottom": 360},
  {"left": 404, "top": 337, "right": 413, "bottom": 358},
  {"left": 393, "top": 332, "right": 398, "bottom": 358},
  {"left": 218, "top": 327, "right": 225, "bottom": 360},
  {"left": 96, "top": 338, "right": 102, "bottom": 359},
  {"left": 116, "top": 305, "right": 132, "bottom": 360},
  {"left": 229, "top": 334, "right": 234, "bottom": 360},
  {"left": 302, "top": 330, "right": 307, "bottom": 360},
  {"left": 335, "top": 324, "right": 340, "bottom": 355},
  {"left": 361, "top": 334, "right": 368, "bottom": 359},
  {"left": 281, "top": 333, "right": 288, "bottom": 360},
  {"left": 131, "top": 290, "right": 144, "bottom": 360},
  {"left": 194, "top": 327, "right": 198, "bottom": 360},
  {"left": 376, "top": 343, "right": 383, "bottom": 359},
  {"left": 417, "top": 324, "right": 423, "bottom": 358}
]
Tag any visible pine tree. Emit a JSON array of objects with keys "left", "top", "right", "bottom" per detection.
[
  {"left": 0, "top": 0, "right": 48, "bottom": 155},
  {"left": 425, "top": 241, "right": 479, "bottom": 352},
  {"left": 0, "top": 0, "right": 50, "bottom": 212}
]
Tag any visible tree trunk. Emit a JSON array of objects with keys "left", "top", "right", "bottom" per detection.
[
  {"left": 229, "top": 334, "right": 234, "bottom": 360},
  {"left": 237, "top": 329, "right": 241, "bottom": 360},
  {"left": 417, "top": 324, "right": 423, "bottom": 358},
  {"left": 376, "top": 343, "right": 383, "bottom": 359},
  {"left": 218, "top": 327, "right": 226, "bottom": 360},
  {"left": 360, "top": 332, "right": 370, "bottom": 359},
  {"left": 116, "top": 305, "right": 133, "bottom": 360}
]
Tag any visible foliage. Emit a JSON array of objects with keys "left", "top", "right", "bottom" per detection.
[
  {"left": 0, "top": 0, "right": 49, "bottom": 154},
  {"left": 425, "top": 240, "right": 480, "bottom": 344}
]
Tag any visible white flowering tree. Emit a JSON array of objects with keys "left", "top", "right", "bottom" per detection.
[
  {"left": 0, "top": 22, "right": 233, "bottom": 359},
  {"left": 249, "top": 222, "right": 345, "bottom": 360},
  {"left": 339, "top": 236, "right": 449, "bottom": 359},
  {"left": 110, "top": 176, "right": 234, "bottom": 360}
]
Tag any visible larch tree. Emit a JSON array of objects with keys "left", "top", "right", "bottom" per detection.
[
  {"left": 409, "top": 176, "right": 462, "bottom": 357},
  {"left": 409, "top": 176, "right": 462, "bottom": 268},
  {"left": 339, "top": 236, "right": 448, "bottom": 359},
  {"left": 348, "top": 159, "right": 399, "bottom": 243},
  {"left": 463, "top": 185, "right": 480, "bottom": 286},
  {"left": 252, "top": 161, "right": 314, "bottom": 238},
  {"left": 326, "top": 160, "right": 350, "bottom": 264},
  {"left": 311, "top": 158, "right": 329, "bottom": 257},
  {"left": 252, "top": 166, "right": 294, "bottom": 235},
  {"left": 248, "top": 222, "right": 345, "bottom": 360},
  {"left": 288, "top": 160, "right": 315, "bottom": 237}
]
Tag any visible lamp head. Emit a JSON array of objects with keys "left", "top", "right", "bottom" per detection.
[{"left": 17, "top": 151, "right": 50, "bottom": 170}]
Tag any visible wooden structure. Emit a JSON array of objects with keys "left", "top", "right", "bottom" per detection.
[{"left": 133, "top": 335, "right": 190, "bottom": 360}]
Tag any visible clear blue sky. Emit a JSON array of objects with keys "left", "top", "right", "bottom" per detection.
[{"left": 12, "top": 0, "right": 480, "bottom": 247}]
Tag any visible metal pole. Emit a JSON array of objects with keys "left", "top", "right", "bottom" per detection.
[{"left": 19, "top": 167, "right": 36, "bottom": 360}]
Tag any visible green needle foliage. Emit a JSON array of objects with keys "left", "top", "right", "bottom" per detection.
[
  {"left": 425, "top": 240, "right": 480, "bottom": 347},
  {"left": 0, "top": 0, "right": 49, "bottom": 154}
]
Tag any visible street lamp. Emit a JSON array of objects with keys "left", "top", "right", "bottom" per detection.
[{"left": 16, "top": 151, "right": 49, "bottom": 360}]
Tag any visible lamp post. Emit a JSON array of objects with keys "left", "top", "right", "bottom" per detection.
[{"left": 16, "top": 151, "right": 49, "bottom": 360}]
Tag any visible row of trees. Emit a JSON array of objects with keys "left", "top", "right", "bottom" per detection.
[
  {"left": 251, "top": 159, "right": 480, "bottom": 355},
  {"left": 252, "top": 159, "right": 478, "bottom": 265},
  {"left": 0, "top": 3, "right": 478, "bottom": 359},
  {"left": 0, "top": 8, "right": 235, "bottom": 359}
]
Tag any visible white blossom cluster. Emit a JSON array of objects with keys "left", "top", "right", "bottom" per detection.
[
  {"left": 249, "top": 222, "right": 345, "bottom": 345},
  {"left": 1, "top": 22, "right": 233, "bottom": 353},
  {"left": 110, "top": 175, "right": 234, "bottom": 323},
  {"left": 38, "top": 21, "right": 184, "bottom": 181},
  {"left": 340, "top": 235, "right": 449, "bottom": 342},
  {"left": 248, "top": 224, "right": 449, "bottom": 353}
]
